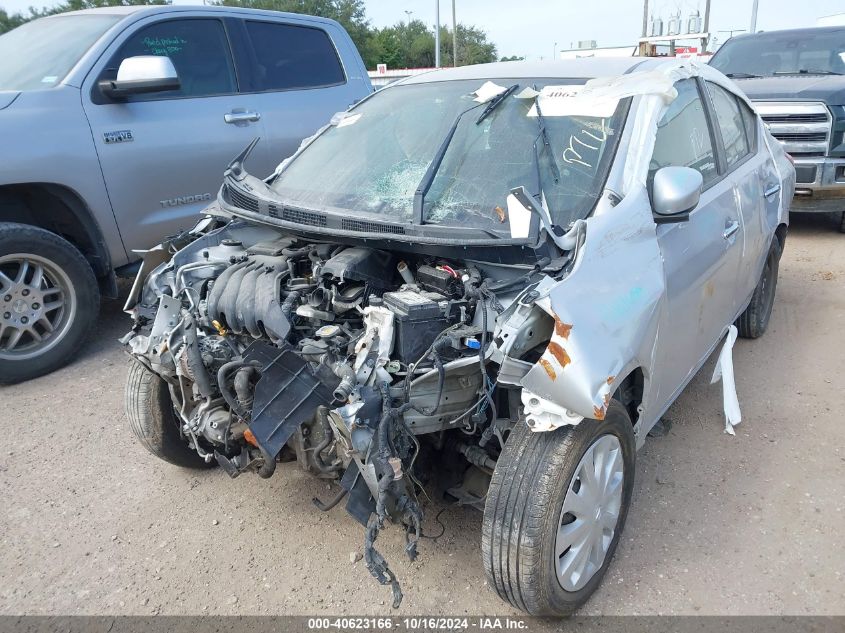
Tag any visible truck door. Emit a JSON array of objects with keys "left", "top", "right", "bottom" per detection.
[
  {"left": 226, "top": 17, "right": 369, "bottom": 170},
  {"left": 82, "top": 15, "right": 272, "bottom": 255}
]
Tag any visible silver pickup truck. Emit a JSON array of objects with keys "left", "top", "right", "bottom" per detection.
[{"left": 0, "top": 5, "right": 372, "bottom": 383}]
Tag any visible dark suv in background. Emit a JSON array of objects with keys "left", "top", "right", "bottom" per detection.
[{"left": 710, "top": 26, "right": 845, "bottom": 232}]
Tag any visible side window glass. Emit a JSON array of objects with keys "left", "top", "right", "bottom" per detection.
[
  {"left": 243, "top": 21, "right": 345, "bottom": 92},
  {"left": 649, "top": 79, "right": 718, "bottom": 187},
  {"left": 707, "top": 82, "right": 751, "bottom": 168},
  {"left": 738, "top": 98, "right": 758, "bottom": 152},
  {"left": 107, "top": 19, "right": 236, "bottom": 99}
]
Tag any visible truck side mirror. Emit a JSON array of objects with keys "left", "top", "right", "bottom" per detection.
[
  {"left": 651, "top": 166, "right": 702, "bottom": 224},
  {"left": 98, "top": 56, "right": 180, "bottom": 99}
]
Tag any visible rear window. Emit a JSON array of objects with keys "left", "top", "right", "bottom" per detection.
[{"left": 243, "top": 21, "right": 345, "bottom": 92}]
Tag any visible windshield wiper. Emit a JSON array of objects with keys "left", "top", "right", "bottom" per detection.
[
  {"left": 725, "top": 72, "right": 761, "bottom": 78},
  {"left": 475, "top": 83, "right": 519, "bottom": 125},
  {"left": 412, "top": 85, "right": 518, "bottom": 224},
  {"left": 531, "top": 86, "right": 561, "bottom": 201},
  {"left": 775, "top": 69, "right": 843, "bottom": 76}
]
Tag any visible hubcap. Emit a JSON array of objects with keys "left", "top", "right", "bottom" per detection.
[
  {"left": 555, "top": 434, "right": 624, "bottom": 592},
  {"left": 0, "top": 255, "right": 76, "bottom": 361}
]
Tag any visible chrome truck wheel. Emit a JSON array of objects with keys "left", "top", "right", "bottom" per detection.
[{"left": 0, "top": 223, "right": 99, "bottom": 384}]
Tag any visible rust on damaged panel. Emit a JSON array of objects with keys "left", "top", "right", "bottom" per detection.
[
  {"left": 554, "top": 318, "right": 573, "bottom": 339},
  {"left": 547, "top": 342, "right": 571, "bottom": 368},
  {"left": 593, "top": 405, "right": 606, "bottom": 420},
  {"left": 539, "top": 358, "right": 557, "bottom": 381}
]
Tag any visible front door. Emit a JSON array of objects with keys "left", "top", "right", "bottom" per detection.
[
  {"left": 649, "top": 79, "right": 745, "bottom": 408},
  {"left": 82, "top": 15, "right": 272, "bottom": 254}
]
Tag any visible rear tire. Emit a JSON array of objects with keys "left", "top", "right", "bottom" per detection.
[
  {"left": 736, "top": 238, "right": 781, "bottom": 339},
  {"left": 125, "top": 360, "right": 213, "bottom": 469},
  {"left": 482, "top": 401, "right": 635, "bottom": 616},
  {"left": 0, "top": 222, "right": 99, "bottom": 384}
]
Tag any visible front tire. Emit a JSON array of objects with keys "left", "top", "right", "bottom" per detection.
[
  {"left": 125, "top": 360, "right": 213, "bottom": 469},
  {"left": 735, "top": 237, "right": 781, "bottom": 339},
  {"left": 482, "top": 401, "right": 635, "bottom": 616},
  {"left": 0, "top": 222, "right": 99, "bottom": 384}
]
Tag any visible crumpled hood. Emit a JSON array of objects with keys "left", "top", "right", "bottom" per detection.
[
  {"left": 0, "top": 91, "right": 21, "bottom": 110},
  {"left": 733, "top": 75, "right": 845, "bottom": 106}
]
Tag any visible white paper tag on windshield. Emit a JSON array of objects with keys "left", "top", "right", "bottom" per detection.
[
  {"left": 527, "top": 84, "right": 619, "bottom": 118},
  {"left": 473, "top": 81, "right": 508, "bottom": 103},
  {"left": 335, "top": 113, "right": 361, "bottom": 128},
  {"left": 506, "top": 193, "right": 532, "bottom": 238}
]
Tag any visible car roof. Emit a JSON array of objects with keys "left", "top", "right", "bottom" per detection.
[{"left": 401, "top": 57, "right": 664, "bottom": 85}]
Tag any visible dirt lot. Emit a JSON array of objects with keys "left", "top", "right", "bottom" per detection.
[{"left": 0, "top": 215, "right": 843, "bottom": 617}]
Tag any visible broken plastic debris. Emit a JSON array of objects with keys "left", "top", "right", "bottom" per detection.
[
  {"left": 710, "top": 325, "right": 742, "bottom": 435},
  {"left": 473, "top": 81, "right": 508, "bottom": 103}
]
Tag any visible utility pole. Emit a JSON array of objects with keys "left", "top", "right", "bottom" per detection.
[
  {"left": 641, "top": 0, "right": 649, "bottom": 37},
  {"left": 435, "top": 0, "right": 441, "bottom": 68},
  {"left": 452, "top": 0, "right": 458, "bottom": 67},
  {"left": 553, "top": 42, "right": 557, "bottom": 59},
  {"left": 404, "top": 10, "right": 413, "bottom": 26},
  {"left": 750, "top": 0, "right": 759, "bottom": 33}
]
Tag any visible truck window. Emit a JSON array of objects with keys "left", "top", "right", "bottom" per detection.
[
  {"left": 710, "top": 29, "right": 845, "bottom": 76},
  {"left": 649, "top": 79, "right": 718, "bottom": 188},
  {"left": 107, "top": 18, "right": 237, "bottom": 99},
  {"left": 706, "top": 82, "right": 751, "bottom": 169},
  {"left": 242, "top": 21, "right": 345, "bottom": 92}
]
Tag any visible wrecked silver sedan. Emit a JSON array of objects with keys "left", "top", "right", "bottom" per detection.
[{"left": 123, "top": 58, "right": 794, "bottom": 616}]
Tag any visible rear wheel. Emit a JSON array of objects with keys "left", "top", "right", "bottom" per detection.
[
  {"left": 482, "top": 401, "right": 635, "bottom": 616},
  {"left": 735, "top": 238, "right": 781, "bottom": 339},
  {"left": 125, "top": 360, "right": 214, "bottom": 469},
  {"left": 0, "top": 222, "right": 99, "bottom": 384}
]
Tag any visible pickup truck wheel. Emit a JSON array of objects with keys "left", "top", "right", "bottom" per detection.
[
  {"left": 482, "top": 401, "right": 635, "bottom": 616},
  {"left": 125, "top": 360, "right": 214, "bottom": 469},
  {"left": 0, "top": 222, "right": 99, "bottom": 384},
  {"left": 839, "top": 211, "right": 845, "bottom": 234},
  {"left": 735, "top": 237, "right": 781, "bottom": 339}
]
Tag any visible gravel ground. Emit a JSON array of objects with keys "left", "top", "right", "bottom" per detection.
[{"left": 0, "top": 214, "right": 843, "bottom": 617}]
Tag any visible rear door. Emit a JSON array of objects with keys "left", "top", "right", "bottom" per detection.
[
  {"left": 82, "top": 15, "right": 270, "bottom": 254},
  {"left": 227, "top": 17, "right": 369, "bottom": 171},
  {"left": 704, "top": 80, "right": 769, "bottom": 302},
  {"left": 650, "top": 78, "right": 745, "bottom": 407}
]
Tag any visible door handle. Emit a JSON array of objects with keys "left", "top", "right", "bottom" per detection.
[
  {"left": 723, "top": 220, "right": 740, "bottom": 240},
  {"left": 764, "top": 183, "right": 781, "bottom": 198},
  {"left": 224, "top": 111, "right": 261, "bottom": 124}
]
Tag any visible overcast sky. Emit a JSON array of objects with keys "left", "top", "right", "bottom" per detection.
[{"left": 2, "top": 0, "right": 843, "bottom": 59}]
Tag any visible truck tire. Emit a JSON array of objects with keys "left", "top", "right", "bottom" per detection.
[
  {"left": 0, "top": 222, "right": 99, "bottom": 384},
  {"left": 125, "top": 360, "right": 214, "bottom": 469},
  {"left": 736, "top": 237, "right": 781, "bottom": 339},
  {"left": 482, "top": 401, "right": 635, "bottom": 616},
  {"left": 839, "top": 211, "right": 845, "bottom": 234}
]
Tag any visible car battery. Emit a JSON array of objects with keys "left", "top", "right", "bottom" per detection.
[{"left": 383, "top": 289, "right": 461, "bottom": 364}]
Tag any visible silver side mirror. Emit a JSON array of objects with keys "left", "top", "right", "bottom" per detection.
[
  {"left": 99, "top": 55, "right": 180, "bottom": 99},
  {"left": 651, "top": 166, "right": 702, "bottom": 222}
]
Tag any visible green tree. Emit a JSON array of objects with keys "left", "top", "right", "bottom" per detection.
[
  {"left": 438, "top": 24, "right": 497, "bottom": 67},
  {"left": 1, "top": 0, "right": 167, "bottom": 35},
  {"left": 499, "top": 55, "right": 525, "bottom": 62}
]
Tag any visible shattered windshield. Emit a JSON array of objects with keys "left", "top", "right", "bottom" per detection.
[{"left": 270, "top": 79, "right": 627, "bottom": 236}]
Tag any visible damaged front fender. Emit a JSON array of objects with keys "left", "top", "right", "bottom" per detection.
[{"left": 497, "top": 187, "right": 665, "bottom": 426}]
